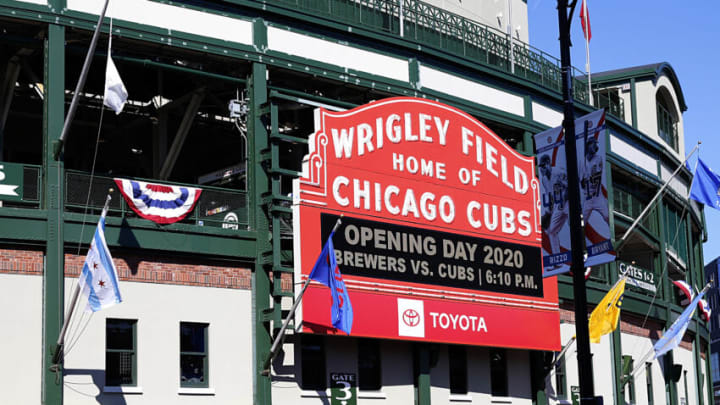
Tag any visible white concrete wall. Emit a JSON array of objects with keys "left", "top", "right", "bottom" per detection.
[
  {"left": 420, "top": 65, "right": 525, "bottom": 116},
  {"left": 422, "top": 0, "right": 529, "bottom": 43},
  {"left": 267, "top": 27, "right": 409, "bottom": 83},
  {"left": 610, "top": 133, "right": 658, "bottom": 175},
  {"left": 0, "top": 273, "right": 42, "bottom": 405},
  {"left": 620, "top": 332, "right": 661, "bottom": 405},
  {"left": 61, "top": 280, "right": 253, "bottom": 404},
  {"left": 633, "top": 75, "right": 685, "bottom": 160},
  {"left": 67, "top": 0, "right": 253, "bottom": 46}
]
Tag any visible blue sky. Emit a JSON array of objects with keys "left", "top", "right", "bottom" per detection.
[{"left": 527, "top": 1, "right": 720, "bottom": 265}]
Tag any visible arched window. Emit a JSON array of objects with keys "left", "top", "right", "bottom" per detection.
[{"left": 656, "top": 87, "right": 679, "bottom": 151}]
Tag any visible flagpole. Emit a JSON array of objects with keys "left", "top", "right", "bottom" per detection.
[
  {"left": 261, "top": 215, "right": 343, "bottom": 374},
  {"left": 51, "top": 190, "right": 113, "bottom": 366},
  {"left": 553, "top": 335, "right": 577, "bottom": 368},
  {"left": 615, "top": 142, "right": 700, "bottom": 252},
  {"left": 53, "top": 0, "right": 112, "bottom": 160},
  {"left": 583, "top": 0, "right": 592, "bottom": 105}
]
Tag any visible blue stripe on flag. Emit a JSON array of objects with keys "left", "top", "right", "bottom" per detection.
[
  {"left": 95, "top": 218, "right": 121, "bottom": 300},
  {"left": 81, "top": 263, "right": 102, "bottom": 311}
]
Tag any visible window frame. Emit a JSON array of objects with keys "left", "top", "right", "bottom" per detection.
[
  {"left": 105, "top": 318, "right": 138, "bottom": 387},
  {"left": 179, "top": 322, "right": 210, "bottom": 388}
]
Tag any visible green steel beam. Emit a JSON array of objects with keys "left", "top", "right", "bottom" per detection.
[
  {"left": 42, "top": 23, "right": 65, "bottom": 405},
  {"left": 656, "top": 200, "right": 678, "bottom": 405},
  {"left": 630, "top": 78, "right": 638, "bottom": 130},
  {"left": 0, "top": 211, "right": 48, "bottom": 241},
  {"left": 415, "top": 344, "right": 431, "bottom": 405},
  {"left": 62, "top": 220, "right": 257, "bottom": 259},
  {"left": 248, "top": 62, "right": 272, "bottom": 405},
  {"left": 606, "top": 160, "right": 624, "bottom": 405}
]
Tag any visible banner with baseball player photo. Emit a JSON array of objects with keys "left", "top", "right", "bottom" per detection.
[
  {"left": 534, "top": 125, "right": 572, "bottom": 277},
  {"left": 575, "top": 109, "right": 615, "bottom": 267},
  {"left": 534, "top": 110, "right": 615, "bottom": 278}
]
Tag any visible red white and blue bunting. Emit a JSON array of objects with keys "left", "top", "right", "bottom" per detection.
[{"left": 114, "top": 178, "right": 202, "bottom": 224}]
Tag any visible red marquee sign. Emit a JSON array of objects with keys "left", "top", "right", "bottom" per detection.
[{"left": 293, "top": 98, "right": 560, "bottom": 351}]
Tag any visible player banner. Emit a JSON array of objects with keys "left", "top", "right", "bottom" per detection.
[
  {"left": 534, "top": 110, "right": 614, "bottom": 278},
  {"left": 534, "top": 125, "right": 571, "bottom": 277},
  {"left": 576, "top": 110, "right": 615, "bottom": 267}
]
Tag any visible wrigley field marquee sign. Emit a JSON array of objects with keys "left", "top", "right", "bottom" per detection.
[{"left": 293, "top": 98, "right": 560, "bottom": 351}]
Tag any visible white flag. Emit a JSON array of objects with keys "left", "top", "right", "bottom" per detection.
[
  {"left": 103, "top": 19, "right": 127, "bottom": 114},
  {"left": 104, "top": 55, "right": 127, "bottom": 114},
  {"left": 78, "top": 216, "right": 122, "bottom": 312}
]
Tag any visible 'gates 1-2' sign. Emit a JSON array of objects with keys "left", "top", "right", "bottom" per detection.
[{"left": 293, "top": 98, "right": 560, "bottom": 351}]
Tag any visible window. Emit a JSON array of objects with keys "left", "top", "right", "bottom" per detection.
[
  {"left": 301, "top": 335, "right": 326, "bottom": 390},
  {"left": 448, "top": 345, "right": 467, "bottom": 394},
  {"left": 711, "top": 353, "right": 720, "bottom": 382},
  {"left": 490, "top": 349, "right": 508, "bottom": 397},
  {"left": 180, "top": 322, "right": 208, "bottom": 388},
  {"left": 106, "top": 319, "right": 137, "bottom": 386},
  {"left": 656, "top": 89, "right": 678, "bottom": 151},
  {"left": 358, "top": 339, "right": 381, "bottom": 391},
  {"left": 555, "top": 354, "right": 567, "bottom": 399},
  {"left": 646, "top": 362, "right": 654, "bottom": 405}
]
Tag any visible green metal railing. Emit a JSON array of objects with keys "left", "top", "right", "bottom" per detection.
[
  {"left": 259, "top": 0, "right": 606, "bottom": 110},
  {"left": 64, "top": 171, "right": 249, "bottom": 229}
]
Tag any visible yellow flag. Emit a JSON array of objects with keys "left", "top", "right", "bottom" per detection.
[{"left": 588, "top": 278, "right": 626, "bottom": 343}]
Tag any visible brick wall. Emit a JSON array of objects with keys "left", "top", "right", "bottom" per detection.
[
  {"left": 560, "top": 305, "right": 697, "bottom": 351},
  {"left": 0, "top": 248, "right": 43, "bottom": 275},
  {"left": 64, "top": 250, "right": 253, "bottom": 290},
  {"left": 1, "top": 246, "right": 294, "bottom": 291}
]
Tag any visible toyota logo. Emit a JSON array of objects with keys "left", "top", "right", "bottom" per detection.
[{"left": 402, "top": 309, "right": 420, "bottom": 327}]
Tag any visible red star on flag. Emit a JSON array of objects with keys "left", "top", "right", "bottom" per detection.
[{"left": 98, "top": 280, "right": 106, "bottom": 288}]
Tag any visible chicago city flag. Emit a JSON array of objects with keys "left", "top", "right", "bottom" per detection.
[
  {"left": 653, "top": 284, "right": 709, "bottom": 359},
  {"left": 77, "top": 215, "right": 122, "bottom": 312},
  {"left": 309, "top": 231, "right": 353, "bottom": 335}
]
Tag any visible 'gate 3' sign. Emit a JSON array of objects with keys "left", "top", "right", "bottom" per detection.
[{"left": 294, "top": 98, "right": 560, "bottom": 351}]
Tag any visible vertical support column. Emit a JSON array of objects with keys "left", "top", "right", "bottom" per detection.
[
  {"left": 42, "top": 23, "right": 65, "bottom": 405},
  {"left": 693, "top": 335, "right": 704, "bottom": 405},
  {"left": 605, "top": 135, "right": 624, "bottom": 405},
  {"left": 629, "top": 78, "right": 638, "bottom": 130},
  {"left": 414, "top": 344, "right": 431, "bottom": 405},
  {"left": 656, "top": 198, "right": 677, "bottom": 404},
  {"left": 248, "top": 63, "right": 272, "bottom": 405},
  {"left": 522, "top": 95, "right": 534, "bottom": 155},
  {"left": 409, "top": 58, "right": 421, "bottom": 90}
]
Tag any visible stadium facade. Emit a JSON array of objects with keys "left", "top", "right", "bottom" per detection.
[{"left": 0, "top": 0, "right": 710, "bottom": 404}]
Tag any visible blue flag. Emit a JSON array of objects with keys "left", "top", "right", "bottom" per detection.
[
  {"left": 309, "top": 231, "right": 353, "bottom": 335},
  {"left": 653, "top": 286, "right": 707, "bottom": 359},
  {"left": 690, "top": 158, "right": 720, "bottom": 210},
  {"left": 77, "top": 216, "right": 122, "bottom": 312}
]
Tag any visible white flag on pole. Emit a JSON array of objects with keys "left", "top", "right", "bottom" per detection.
[{"left": 103, "top": 19, "right": 127, "bottom": 114}]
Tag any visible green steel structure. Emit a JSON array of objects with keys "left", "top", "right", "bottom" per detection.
[{"left": 0, "top": 0, "right": 710, "bottom": 404}]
